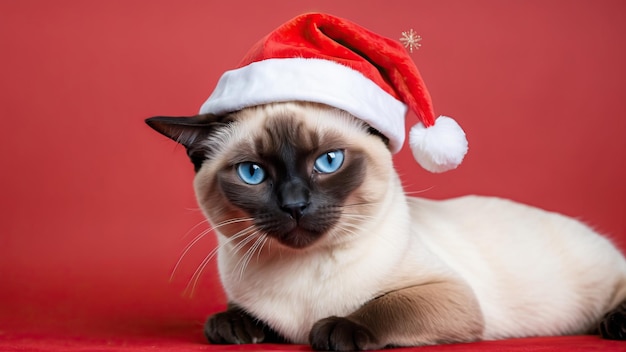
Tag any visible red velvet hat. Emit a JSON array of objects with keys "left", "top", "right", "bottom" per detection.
[{"left": 200, "top": 13, "right": 467, "bottom": 172}]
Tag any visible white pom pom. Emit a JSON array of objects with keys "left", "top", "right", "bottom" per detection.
[{"left": 409, "top": 116, "right": 468, "bottom": 173}]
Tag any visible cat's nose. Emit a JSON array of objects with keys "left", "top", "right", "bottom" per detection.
[
  {"left": 278, "top": 178, "right": 310, "bottom": 221},
  {"left": 281, "top": 202, "right": 308, "bottom": 221}
]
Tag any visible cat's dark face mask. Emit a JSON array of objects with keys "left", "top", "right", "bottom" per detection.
[{"left": 145, "top": 104, "right": 390, "bottom": 249}]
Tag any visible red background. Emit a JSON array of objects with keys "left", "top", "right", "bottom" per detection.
[{"left": 1, "top": 1, "right": 625, "bottom": 351}]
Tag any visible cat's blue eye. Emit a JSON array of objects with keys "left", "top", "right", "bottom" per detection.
[
  {"left": 314, "top": 150, "right": 345, "bottom": 174},
  {"left": 236, "top": 162, "right": 266, "bottom": 185}
]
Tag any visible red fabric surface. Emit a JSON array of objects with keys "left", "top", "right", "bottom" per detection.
[
  {"left": 1, "top": 0, "right": 626, "bottom": 351},
  {"left": 2, "top": 332, "right": 625, "bottom": 351}
]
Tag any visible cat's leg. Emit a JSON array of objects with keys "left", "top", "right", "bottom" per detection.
[
  {"left": 309, "top": 280, "right": 484, "bottom": 351},
  {"left": 205, "top": 303, "right": 286, "bottom": 344},
  {"left": 599, "top": 300, "right": 626, "bottom": 340}
]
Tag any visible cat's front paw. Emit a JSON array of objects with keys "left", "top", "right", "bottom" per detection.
[
  {"left": 599, "top": 301, "right": 626, "bottom": 340},
  {"left": 309, "top": 316, "right": 380, "bottom": 351},
  {"left": 204, "top": 310, "right": 266, "bottom": 344}
]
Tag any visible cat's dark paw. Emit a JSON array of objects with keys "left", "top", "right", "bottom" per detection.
[
  {"left": 599, "top": 301, "right": 626, "bottom": 340},
  {"left": 204, "top": 310, "right": 266, "bottom": 344},
  {"left": 309, "top": 316, "right": 380, "bottom": 351}
]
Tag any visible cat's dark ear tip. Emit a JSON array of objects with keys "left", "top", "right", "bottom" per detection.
[
  {"left": 145, "top": 116, "right": 169, "bottom": 125},
  {"left": 145, "top": 116, "right": 194, "bottom": 133},
  {"left": 144, "top": 116, "right": 171, "bottom": 134},
  {"left": 144, "top": 116, "right": 188, "bottom": 141}
]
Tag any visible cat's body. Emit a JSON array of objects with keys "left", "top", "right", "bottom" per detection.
[
  {"left": 147, "top": 102, "right": 626, "bottom": 350},
  {"left": 221, "top": 194, "right": 626, "bottom": 344}
]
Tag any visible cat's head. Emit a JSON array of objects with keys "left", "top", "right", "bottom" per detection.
[{"left": 146, "top": 102, "right": 394, "bottom": 250}]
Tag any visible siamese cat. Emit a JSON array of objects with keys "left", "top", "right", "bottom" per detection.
[{"left": 147, "top": 101, "right": 626, "bottom": 350}]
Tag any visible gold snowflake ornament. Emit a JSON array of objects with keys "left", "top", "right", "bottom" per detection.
[{"left": 400, "top": 29, "right": 422, "bottom": 53}]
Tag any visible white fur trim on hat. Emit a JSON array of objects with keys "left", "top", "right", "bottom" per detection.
[
  {"left": 199, "top": 58, "right": 408, "bottom": 153},
  {"left": 409, "top": 116, "right": 468, "bottom": 173}
]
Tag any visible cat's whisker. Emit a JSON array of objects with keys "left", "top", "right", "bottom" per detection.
[
  {"left": 255, "top": 236, "right": 268, "bottom": 263},
  {"left": 330, "top": 217, "right": 369, "bottom": 239},
  {"left": 170, "top": 217, "right": 255, "bottom": 283},
  {"left": 183, "top": 226, "right": 257, "bottom": 297},
  {"left": 243, "top": 234, "right": 268, "bottom": 278},
  {"left": 340, "top": 213, "right": 377, "bottom": 221},
  {"left": 213, "top": 217, "right": 256, "bottom": 232},
  {"left": 339, "top": 214, "right": 378, "bottom": 228},
  {"left": 184, "top": 248, "right": 215, "bottom": 297},
  {"left": 179, "top": 218, "right": 210, "bottom": 240},
  {"left": 171, "top": 227, "right": 213, "bottom": 283},
  {"left": 180, "top": 221, "right": 256, "bottom": 296},
  {"left": 266, "top": 235, "right": 274, "bottom": 255},
  {"left": 183, "top": 206, "right": 203, "bottom": 212},
  {"left": 229, "top": 227, "right": 261, "bottom": 255},
  {"left": 341, "top": 201, "right": 380, "bottom": 209},
  {"left": 336, "top": 219, "right": 367, "bottom": 230},
  {"left": 332, "top": 224, "right": 360, "bottom": 239},
  {"left": 403, "top": 186, "right": 435, "bottom": 196},
  {"left": 234, "top": 231, "right": 267, "bottom": 280}
]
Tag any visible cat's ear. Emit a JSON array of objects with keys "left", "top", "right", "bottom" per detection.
[
  {"left": 145, "top": 114, "right": 224, "bottom": 148},
  {"left": 145, "top": 114, "right": 226, "bottom": 171}
]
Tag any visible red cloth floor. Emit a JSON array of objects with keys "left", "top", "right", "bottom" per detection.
[
  {"left": 1, "top": 297, "right": 623, "bottom": 352},
  {"left": 2, "top": 331, "right": 624, "bottom": 351},
  {"left": 1, "top": 289, "right": 623, "bottom": 351}
]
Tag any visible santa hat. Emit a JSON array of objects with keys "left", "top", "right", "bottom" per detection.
[{"left": 199, "top": 13, "right": 468, "bottom": 172}]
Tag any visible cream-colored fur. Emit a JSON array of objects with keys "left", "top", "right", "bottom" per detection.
[{"left": 193, "top": 102, "right": 626, "bottom": 345}]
